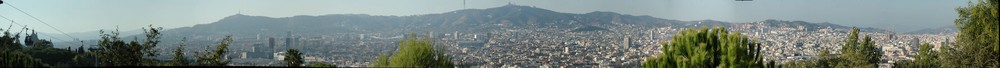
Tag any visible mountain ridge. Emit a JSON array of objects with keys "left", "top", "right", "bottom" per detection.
[{"left": 55, "top": 4, "right": 894, "bottom": 48}]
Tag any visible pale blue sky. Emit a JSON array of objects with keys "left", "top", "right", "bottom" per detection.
[{"left": 0, "top": 0, "right": 969, "bottom": 34}]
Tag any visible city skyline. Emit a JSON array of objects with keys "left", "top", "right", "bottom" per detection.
[{"left": 0, "top": 0, "right": 967, "bottom": 34}]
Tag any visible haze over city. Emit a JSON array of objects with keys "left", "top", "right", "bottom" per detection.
[
  {"left": 0, "top": 0, "right": 994, "bottom": 68},
  {"left": 1, "top": 0, "right": 966, "bottom": 34}
]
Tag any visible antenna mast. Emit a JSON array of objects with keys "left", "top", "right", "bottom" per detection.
[{"left": 463, "top": 0, "right": 466, "bottom": 9}]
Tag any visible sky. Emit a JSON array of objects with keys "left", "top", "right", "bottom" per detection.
[{"left": 0, "top": 0, "right": 970, "bottom": 40}]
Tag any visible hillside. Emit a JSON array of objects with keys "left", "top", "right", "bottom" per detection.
[{"left": 58, "top": 4, "right": 892, "bottom": 52}]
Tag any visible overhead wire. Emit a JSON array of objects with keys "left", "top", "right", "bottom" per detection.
[
  {"left": 0, "top": 3, "right": 82, "bottom": 46},
  {"left": 4, "top": 3, "right": 79, "bottom": 41}
]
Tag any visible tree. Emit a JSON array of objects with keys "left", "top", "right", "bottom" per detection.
[
  {"left": 0, "top": 30, "right": 49, "bottom": 67},
  {"left": 914, "top": 43, "right": 938, "bottom": 67},
  {"left": 370, "top": 34, "right": 454, "bottom": 67},
  {"left": 284, "top": 49, "right": 303, "bottom": 67},
  {"left": 93, "top": 25, "right": 162, "bottom": 66},
  {"left": 306, "top": 62, "right": 337, "bottom": 67},
  {"left": 837, "top": 27, "right": 881, "bottom": 68},
  {"left": 785, "top": 50, "right": 846, "bottom": 68},
  {"left": 893, "top": 43, "right": 938, "bottom": 68},
  {"left": 196, "top": 35, "right": 232, "bottom": 66},
  {"left": 18, "top": 46, "right": 77, "bottom": 66},
  {"left": 171, "top": 38, "right": 190, "bottom": 66},
  {"left": 945, "top": 0, "right": 999, "bottom": 67},
  {"left": 782, "top": 27, "right": 880, "bottom": 68},
  {"left": 71, "top": 52, "right": 96, "bottom": 67},
  {"left": 76, "top": 45, "right": 84, "bottom": 53},
  {"left": 641, "top": 27, "right": 768, "bottom": 68},
  {"left": 0, "top": 32, "right": 21, "bottom": 51},
  {"left": 1, "top": 51, "right": 50, "bottom": 67},
  {"left": 31, "top": 39, "right": 52, "bottom": 48},
  {"left": 371, "top": 53, "right": 391, "bottom": 66}
]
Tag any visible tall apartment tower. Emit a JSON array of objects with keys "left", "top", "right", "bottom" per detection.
[{"left": 269, "top": 37, "right": 275, "bottom": 52}]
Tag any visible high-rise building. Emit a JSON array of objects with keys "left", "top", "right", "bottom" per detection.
[
  {"left": 269, "top": 38, "right": 275, "bottom": 52},
  {"left": 286, "top": 31, "right": 293, "bottom": 50},
  {"left": 623, "top": 37, "right": 630, "bottom": 48}
]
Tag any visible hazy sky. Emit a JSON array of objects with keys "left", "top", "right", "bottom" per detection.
[{"left": 0, "top": 0, "right": 969, "bottom": 35}]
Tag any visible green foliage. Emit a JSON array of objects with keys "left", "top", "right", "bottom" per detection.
[
  {"left": 370, "top": 34, "right": 454, "bottom": 67},
  {"left": 914, "top": 43, "right": 938, "bottom": 67},
  {"left": 18, "top": 46, "right": 78, "bottom": 66},
  {"left": 838, "top": 27, "right": 881, "bottom": 68},
  {"left": 641, "top": 27, "right": 769, "bottom": 68},
  {"left": 891, "top": 43, "right": 940, "bottom": 68},
  {"left": 31, "top": 39, "right": 52, "bottom": 48},
  {"left": 1, "top": 51, "right": 51, "bottom": 68},
  {"left": 171, "top": 38, "right": 190, "bottom": 66},
  {"left": 945, "top": 0, "right": 999, "bottom": 67},
  {"left": 781, "top": 27, "right": 880, "bottom": 68},
  {"left": 196, "top": 35, "right": 232, "bottom": 66},
  {"left": 0, "top": 32, "right": 21, "bottom": 51},
  {"left": 93, "top": 25, "right": 163, "bottom": 66},
  {"left": 94, "top": 26, "right": 163, "bottom": 66},
  {"left": 783, "top": 50, "right": 846, "bottom": 68},
  {"left": 306, "top": 62, "right": 337, "bottom": 67},
  {"left": 284, "top": 49, "right": 303, "bottom": 67},
  {"left": 1, "top": 31, "right": 50, "bottom": 67},
  {"left": 371, "top": 53, "right": 391, "bottom": 66},
  {"left": 71, "top": 53, "right": 96, "bottom": 67}
]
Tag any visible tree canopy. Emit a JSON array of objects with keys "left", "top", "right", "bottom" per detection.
[
  {"left": 195, "top": 35, "right": 232, "bottom": 66},
  {"left": 641, "top": 27, "right": 772, "bottom": 68},
  {"left": 942, "top": 0, "right": 999, "bottom": 67},
  {"left": 838, "top": 27, "right": 881, "bottom": 68},
  {"left": 782, "top": 27, "right": 881, "bottom": 68},
  {"left": 93, "top": 25, "right": 162, "bottom": 66},
  {"left": 371, "top": 34, "right": 454, "bottom": 67},
  {"left": 171, "top": 38, "right": 190, "bottom": 66},
  {"left": 284, "top": 49, "right": 303, "bottom": 67}
]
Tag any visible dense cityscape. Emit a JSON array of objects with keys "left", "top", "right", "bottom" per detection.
[
  {"left": 195, "top": 19, "right": 957, "bottom": 67},
  {"left": 1, "top": 0, "right": 994, "bottom": 68}
]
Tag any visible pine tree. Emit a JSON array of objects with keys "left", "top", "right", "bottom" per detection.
[
  {"left": 785, "top": 27, "right": 880, "bottom": 68},
  {"left": 93, "top": 25, "right": 162, "bottom": 66},
  {"left": 837, "top": 27, "right": 880, "bottom": 68},
  {"left": 370, "top": 34, "right": 454, "bottom": 67},
  {"left": 641, "top": 27, "right": 768, "bottom": 68},
  {"left": 171, "top": 38, "right": 190, "bottom": 66},
  {"left": 944, "top": 0, "right": 999, "bottom": 67},
  {"left": 284, "top": 49, "right": 303, "bottom": 67},
  {"left": 196, "top": 35, "right": 232, "bottom": 66}
]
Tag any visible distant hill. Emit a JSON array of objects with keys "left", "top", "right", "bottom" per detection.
[
  {"left": 735, "top": 19, "right": 890, "bottom": 32},
  {"left": 152, "top": 4, "right": 685, "bottom": 41},
  {"left": 56, "top": 4, "right": 893, "bottom": 48},
  {"left": 905, "top": 26, "right": 957, "bottom": 34}
]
